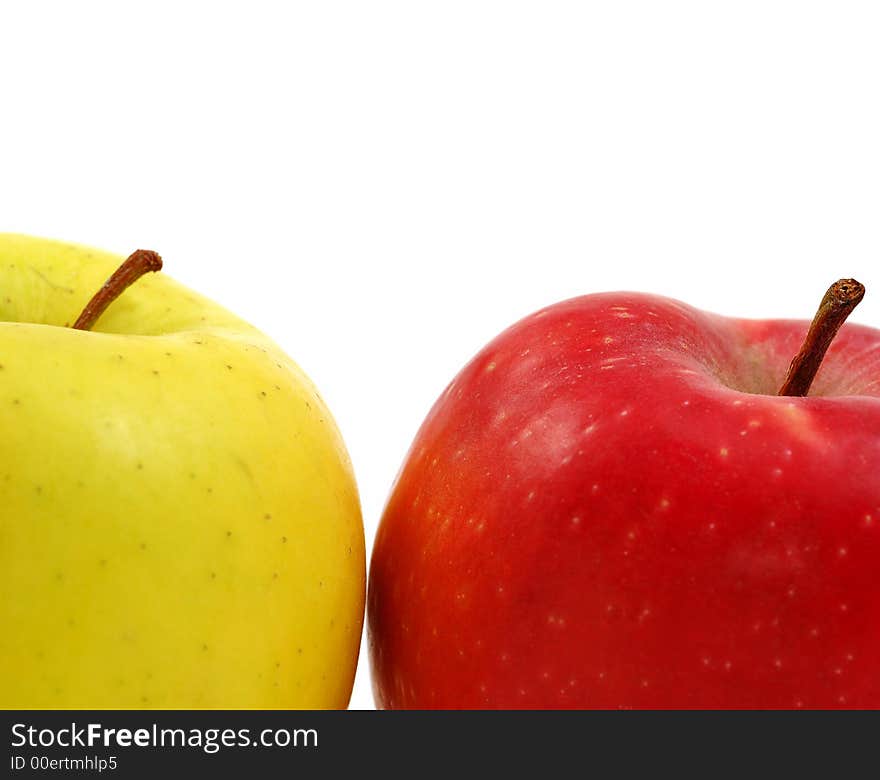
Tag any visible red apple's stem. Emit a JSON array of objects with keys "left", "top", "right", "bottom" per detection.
[
  {"left": 71, "top": 249, "right": 163, "bottom": 331},
  {"left": 778, "top": 278, "right": 865, "bottom": 397}
]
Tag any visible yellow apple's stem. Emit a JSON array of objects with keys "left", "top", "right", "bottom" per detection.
[
  {"left": 778, "top": 278, "right": 865, "bottom": 397},
  {"left": 72, "top": 249, "right": 163, "bottom": 331}
]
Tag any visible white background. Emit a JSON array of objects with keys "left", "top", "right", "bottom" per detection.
[{"left": 1, "top": 2, "right": 878, "bottom": 709}]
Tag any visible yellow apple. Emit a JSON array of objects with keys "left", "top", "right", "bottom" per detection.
[{"left": 0, "top": 234, "right": 365, "bottom": 708}]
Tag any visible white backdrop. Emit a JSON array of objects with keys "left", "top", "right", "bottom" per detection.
[{"left": 1, "top": 2, "right": 878, "bottom": 709}]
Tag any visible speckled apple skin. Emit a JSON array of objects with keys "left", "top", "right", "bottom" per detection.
[
  {"left": 0, "top": 235, "right": 366, "bottom": 709},
  {"left": 368, "top": 292, "right": 880, "bottom": 709}
]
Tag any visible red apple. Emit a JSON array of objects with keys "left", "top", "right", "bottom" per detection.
[{"left": 368, "top": 281, "right": 880, "bottom": 708}]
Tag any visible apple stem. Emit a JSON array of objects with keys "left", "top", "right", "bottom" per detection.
[
  {"left": 71, "top": 249, "right": 163, "bottom": 331},
  {"left": 778, "top": 278, "right": 865, "bottom": 397}
]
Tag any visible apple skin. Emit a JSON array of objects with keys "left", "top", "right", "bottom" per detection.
[
  {"left": 368, "top": 291, "right": 880, "bottom": 709},
  {"left": 0, "top": 234, "right": 365, "bottom": 709}
]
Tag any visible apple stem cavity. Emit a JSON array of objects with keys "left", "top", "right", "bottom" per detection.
[
  {"left": 71, "top": 249, "right": 163, "bottom": 331},
  {"left": 778, "top": 278, "right": 865, "bottom": 397}
]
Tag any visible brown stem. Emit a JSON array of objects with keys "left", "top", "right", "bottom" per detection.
[
  {"left": 72, "top": 249, "right": 163, "bottom": 331},
  {"left": 778, "top": 278, "right": 865, "bottom": 397}
]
